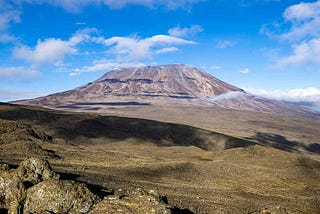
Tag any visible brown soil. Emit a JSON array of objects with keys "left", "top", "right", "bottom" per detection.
[{"left": 0, "top": 103, "right": 319, "bottom": 213}]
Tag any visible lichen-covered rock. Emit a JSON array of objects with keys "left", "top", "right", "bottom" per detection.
[
  {"left": 0, "top": 174, "right": 26, "bottom": 214},
  {"left": 89, "top": 188, "right": 171, "bottom": 214},
  {"left": 0, "top": 164, "right": 10, "bottom": 175},
  {"left": 0, "top": 158, "right": 59, "bottom": 214},
  {"left": 24, "top": 180, "right": 100, "bottom": 214},
  {"left": 13, "top": 158, "right": 59, "bottom": 184},
  {"left": 252, "top": 206, "right": 288, "bottom": 214}
]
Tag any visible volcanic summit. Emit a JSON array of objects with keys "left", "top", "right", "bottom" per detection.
[{"left": 14, "top": 64, "right": 319, "bottom": 118}]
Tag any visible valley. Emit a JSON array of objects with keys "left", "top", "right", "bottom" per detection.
[{"left": 1, "top": 103, "right": 319, "bottom": 213}]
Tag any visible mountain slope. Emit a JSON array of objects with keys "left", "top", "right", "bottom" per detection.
[
  {"left": 13, "top": 64, "right": 319, "bottom": 118},
  {"left": 1, "top": 103, "right": 320, "bottom": 213}
]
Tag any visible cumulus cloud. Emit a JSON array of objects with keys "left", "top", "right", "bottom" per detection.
[
  {"left": 101, "top": 35, "right": 196, "bottom": 61},
  {"left": 245, "top": 87, "right": 320, "bottom": 111},
  {"left": 13, "top": 28, "right": 97, "bottom": 66},
  {"left": 13, "top": 38, "right": 76, "bottom": 65},
  {"left": 69, "top": 27, "right": 99, "bottom": 45},
  {"left": 261, "top": 1, "right": 320, "bottom": 66},
  {"left": 168, "top": 25, "right": 203, "bottom": 37},
  {"left": 240, "top": 68, "right": 250, "bottom": 74},
  {"left": 277, "top": 38, "right": 320, "bottom": 66},
  {"left": 12, "top": 26, "right": 196, "bottom": 70},
  {"left": 281, "top": 1, "right": 320, "bottom": 42},
  {"left": 261, "top": 0, "right": 320, "bottom": 42},
  {"left": 0, "top": 67, "right": 40, "bottom": 82},
  {"left": 215, "top": 40, "right": 236, "bottom": 49}
]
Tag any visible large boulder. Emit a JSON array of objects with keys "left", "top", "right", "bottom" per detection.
[
  {"left": 89, "top": 188, "right": 171, "bottom": 214},
  {"left": 0, "top": 158, "right": 59, "bottom": 214},
  {"left": 0, "top": 175, "right": 26, "bottom": 214},
  {"left": 13, "top": 158, "right": 59, "bottom": 184},
  {"left": 24, "top": 180, "right": 100, "bottom": 214}
]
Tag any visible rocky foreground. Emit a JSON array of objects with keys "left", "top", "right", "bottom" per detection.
[
  {"left": 1, "top": 104, "right": 317, "bottom": 213},
  {"left": 0, "top": 158, "right": 290, "bottom": 214},
  {"left": 0, "top": 158, "right": 176, "bottom": 214}
]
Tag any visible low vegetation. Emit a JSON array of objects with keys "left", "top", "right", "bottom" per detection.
[{"left": 0, "top": 103, "right": 319, "bottom": 213}]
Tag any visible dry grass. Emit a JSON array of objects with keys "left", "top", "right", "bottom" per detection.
[{"left": 0, "top": 103, "right": 320, "bottom": 213}]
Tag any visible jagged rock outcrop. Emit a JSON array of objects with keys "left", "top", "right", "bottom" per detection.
[
  {"left": 24, "top": 180, "right": 100, "bottom": 214},
  {"left": 0, "top": 158, "right": 59, "bottom": 214},
  {"left": 0, "top": 175, "right": 26, "bottom": 214},
  {"left": 90, "top": 188, "right": 171, "bottom": 214},
  {"left": 0, "top": 158, "right": 188, "bottom": 214},
  {"left": 13, "top": 158, "right": 59, "bottom": 185}
]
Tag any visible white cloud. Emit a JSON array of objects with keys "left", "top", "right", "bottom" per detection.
[
  {"left": 0, "top": 89, "right": 43, "bottom": 102},
  {"left": 283, "top": 1, "right": 320, "bottom": 23},
  {"left": 0, "top": 10, "right": 20, "bottom": 31},
  {"left": 244, "top": 87, "right": 320, "bottom": 111},
  {"left": 277, "top": 38, "right": 320, "bottom": 66},
  {"left": 280, "top": 1, "right": 320, "bottom": 42},
  {"left": 155, "top": 47, "right": 179, "bottom": 54},
  {"left": 261, "top": 0, "right": 320, "bottom": 42},
  {"left": 0, "top": 67, "right": 40, "bottom": 82},
  {"left": 75, "top": 22, "right": 87, "bottom": 25},
  {"left": 211, "top": 65, "right": 221, "bottom": 70},
  {"left": 207, "top": 91, "right": 248, "bottom": 102},
  {"left": 11, "top": 27, "right": 195, "bottom": 71},
  {"left": 18, "top": 0, "right": 205, "bottom": 13},
  {"left": 69, "top": 61, "right": 147, "bottom": 76},
  {"left": 69, "top": 68, "right": 81, "bottom": 76},
  {"left": 69, "top": 27, "right": 98, "bottom": 45},
  {"left": 13, "top": 38, "right": 77, "bottom": 65},
  {"left": 86, "top": 61, "right": 146, "bottom": 72},
  {"left": 0, "top": 34, "right": 16, "bottom": 43},
  {"left": 101, "top": 35, "right": 196, "bottom": 61},
  {"left": 215, "top": 40, "right": 236, "bottom": 49},
  {"left": 13, "top": 28, "right": 97, "bottom": 66},
  {"left": 0, "top": 2, "right": 20, "bottom": 43},
  {"left": 240, "top": 68, "right": 249, "bottom": 74},
  {"left": 245, "top": 87, "right": 320, "bottom": 103},
  {"left": 262, "top": 1, "right": 320, "bottom": 67},
  {"left": 168, "top": 25, "right": 203, "bottom": 37}
]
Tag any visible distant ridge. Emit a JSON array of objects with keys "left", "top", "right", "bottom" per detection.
[{"left": 13, "top": 64, "right": 319, "bottom": 118}]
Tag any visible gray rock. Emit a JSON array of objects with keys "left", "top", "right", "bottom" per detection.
[
  {"left": 0, "top": 158, "right": 59, "bottom": 214},
  {"left": 0, "top": 174, "right": 26, "bottom": 214},
  {"left": 13, "top": 158, "right": 59, "bottom": 184},
  {"left": 24, "top": 180, "right": 100, "bottom": 214}
]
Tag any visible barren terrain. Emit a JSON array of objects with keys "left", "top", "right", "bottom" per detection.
[{"left": 1, "top": 103, "right": 319, "bottom": 213}]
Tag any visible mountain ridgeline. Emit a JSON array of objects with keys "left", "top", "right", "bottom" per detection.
[{"left": 14, "top": 64, "right": 319, "bottom": 118}]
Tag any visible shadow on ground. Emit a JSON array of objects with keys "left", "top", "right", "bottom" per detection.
[
  {"left": 54, "top": 102, "right": 150, "bottom": 110},
  {"left": 0, "top": 103, "right": 254, "bottom": 152},
  {"left": 246, "top": 132, "right": 320, "bottom": 154}
]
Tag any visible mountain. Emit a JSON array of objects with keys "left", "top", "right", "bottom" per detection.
[{"left": 13, "top": 64, "right": 319, "bottom": 118}]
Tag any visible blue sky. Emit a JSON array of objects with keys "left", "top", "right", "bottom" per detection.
[{"left": 0, "top": 0, "right": 319, "bottom": 110}]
